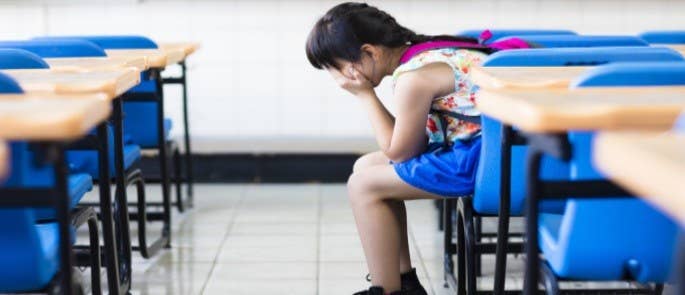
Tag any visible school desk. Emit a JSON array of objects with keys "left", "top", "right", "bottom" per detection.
[
  {"left": 159, "top": 42, "right": 200, "bottom": 59},
  {"left": 0, "top": 69, "right": 141, "bottom": 290},
  {"left": 0, "top": 94, "right": 111, "bottom": 295},
  {"left": 44, "top": 55, "right": 148, "bottom": 72},
  {"left": 477, "top": 86, "right": 685, "bottom": 295},
  {"left": 471, "top": 66, "right": 592, "bottom": 89},
  {"left": 156, "top": 42, "right": 201, "bottom": 211},
  {"left": 0, "top": 94, "right": 110, "bottom": 139},
  {"left": 594, "top": 132, "right": 685, "bottom": 226},
  {"left": 105, "top": 48, "right": 184, "bottom": 68},
  {"left": 1, "top": 68, "right": 140, "bottom": 99},
  {"left": 477, "top": 87, "right": 685, "bottom": 132}
]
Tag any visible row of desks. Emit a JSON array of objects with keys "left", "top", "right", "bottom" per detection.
[
  {"left": 0, "top": 41, "right": 199, "bottom": 294},
  {"left": 471, "top": 56, "right": 685, "bottom": 294},
  {"left": 0, "top": 41, "right": 199, "bottom": 174},
  {"left": 474, "top": 70, "right": 685, "bottom": 226}
]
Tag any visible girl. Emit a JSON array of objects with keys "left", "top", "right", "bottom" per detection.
[{"left": 306, "top": 3, "right": 527, "bottom": 294}]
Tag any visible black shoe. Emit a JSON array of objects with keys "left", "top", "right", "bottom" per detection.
[
  {"left": 353, "top": 286, "right": 404, "bottom": 295},
  {"left": 400, "top": 268, "right": 428, "bottom": 295},
  {"left": 361, "top": 269, "right": 427, "bottom": 295}
]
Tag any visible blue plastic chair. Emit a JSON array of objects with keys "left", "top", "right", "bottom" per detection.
[
  {"left": 497, "top": 35, "right": 649, "bottom": 48},
  {"left": 639, "top": 31, "right": 685, "bottom": 44},
  {"left": 483, "top": 46, "right": 684, "bottom": 67},
  {"left": 0, "top": 71, "right": 24, "bottom": 93},
  {"left": 0, "top": 39, "right": 106, "bottom": 58},
  {"left": 0, "top": 74, "right": 97, "bottom": 293},
  {"left": 458, "top": 29, "right": 576, "bottom": 44},
  {"left": 35, "top": 35, "right": 158, "bottom": 49},
  {"left": 0, "top": 49, "right": 49, "bottom": 69},
  {"left": 447, "top": 49, "right": 685, "bottom": 294},
  {"left": 571, "top": 62, "right": 685, "bottom": 87},
  {"left": 535, "top": 63, "right": 685, "bottom": 286},
  {"left": 0, "top": 209, "right": 60, "bottom": 292}
]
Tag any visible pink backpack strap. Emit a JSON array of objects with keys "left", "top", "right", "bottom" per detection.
[{"left": 399, "top": 30, "right": 531, "bottom": 64}]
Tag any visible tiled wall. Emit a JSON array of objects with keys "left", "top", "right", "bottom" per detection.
[{"left": 0, "top": 0, "right": 684, "bottom": 151}]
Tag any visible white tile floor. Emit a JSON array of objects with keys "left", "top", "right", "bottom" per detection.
[{"left": 74, "top": 183, "right": 666, "bottom": 295}]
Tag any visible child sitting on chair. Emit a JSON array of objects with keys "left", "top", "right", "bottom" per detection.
[{"left": 305, "top": 2, "right": 528, "bottom": 294}]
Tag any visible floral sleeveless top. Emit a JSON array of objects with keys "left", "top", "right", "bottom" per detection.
[{"left": 392, "top": 48, "right": 487, "bottom": 147}]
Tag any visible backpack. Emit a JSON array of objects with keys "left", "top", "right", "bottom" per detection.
[{"left": 399, "top": 29, "right": 531, "bottom": 64}]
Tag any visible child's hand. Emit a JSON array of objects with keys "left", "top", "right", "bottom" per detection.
[{"left": 328, "top": 67, "right": 375, "bottom": 98}]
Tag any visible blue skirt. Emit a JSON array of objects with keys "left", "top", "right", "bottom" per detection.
[{"left": 393, "top": 137, "right": 481, "bottom": 197}]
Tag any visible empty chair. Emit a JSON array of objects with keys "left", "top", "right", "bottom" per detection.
[
  {"left": 0, "top": 49, "right": 49, "bottom": 69},
  {"left": 0, "top": 73, "right": 101, "bottom": 294},
  {"left": 35, "top": 35, "right": 158, "bottom": 49},
  {"left": 534, "top": 63, "right": 685, "bottom": 292},
  {"left": 571, "top": 61, "right": 685, "bottom": 87},
  {"left": 639, "top": 30, "right": 685, "bottom": 44},
  {"left": 497, "top": 35, "right": 649, "bottom": 48},
  {"left": 483, "top": 46, "right": 684, "bottom": 67},
  {"left": 0, "top": 39, "right": 106, "bottom": 58}
]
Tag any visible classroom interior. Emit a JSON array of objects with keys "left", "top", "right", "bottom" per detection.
[{"left": 0, "top": 0, "right": 684, "bottom": 294}]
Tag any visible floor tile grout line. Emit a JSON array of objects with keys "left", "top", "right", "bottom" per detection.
[
  {"left": 408, "top": 220, "right": 438, "bottom": 295},
  {"left": 315, "top": 184, "right": 323, "bottom": 295},
  {"left": 198, "top": 184, "right": 247, "bottom": 295}
]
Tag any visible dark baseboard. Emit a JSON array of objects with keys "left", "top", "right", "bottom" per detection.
[{"left": 137, "top": 153, "right": 360, "bottom": 183}]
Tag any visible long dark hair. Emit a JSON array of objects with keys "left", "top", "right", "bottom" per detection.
[{"left": 306, "top": 2, "right": 492, "bottom": 70}]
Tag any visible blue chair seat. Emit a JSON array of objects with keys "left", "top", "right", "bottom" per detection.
[
  {"left": 0, "top": 212, "right": 59, "bottom": 293},
  {"left": 34, "top": 173, "right": 93, "bottom": 221},
  {"left": 68, "top": 144, "right": 141, "bottom": 178},
  {"left": 539, "top": 199, "right": 681, "bottom": 282},
  {"left": 497, "top": 35, "right": 648, "bottom": 48}
]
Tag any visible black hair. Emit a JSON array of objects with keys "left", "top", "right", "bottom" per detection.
[{"left": 306, "top": 2, "right": 493, "bottom": 70}]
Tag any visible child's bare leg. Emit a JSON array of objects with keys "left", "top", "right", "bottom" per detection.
[
  {"left": 353, "top": 152, "right": 413, "bottom": 274},
  {"left": 347, "top": 164, "right": 440, "bottom": 292}
]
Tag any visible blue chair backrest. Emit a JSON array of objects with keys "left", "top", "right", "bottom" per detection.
[
  {"left": 35, "top": 35, "right": 158, "bottom": 49},
  {"left": 571, "top": 62, "right": 685, "bottom": 87},
  {"left": 498, "top": 35, "right": 649, "bottom": 48},
  {"left": 473, "top": 116, "right": 569, "bottom": 215},
  {"left": 483, "top": 46, "right": 683, "bottom": 67},
  {"left": 0, "top": 72, "right": 23, "bottom": 94},
  {"left": 458, "top": 29, "right": 576, "bottom": 44},
  {"left": 639, "top": 31, "right": 685, "bottom": 44},
  {"left": 0, "top": 49, "right": 49, "bottom": 70},
  {"left": 0, "top": 39, "right": 106, "bottom": 58}
]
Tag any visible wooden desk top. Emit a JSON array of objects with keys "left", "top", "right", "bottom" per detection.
[
  {"left": 105, "top": 48, "right": 185, "bottom": 68},
  {"left": 477, "top": 87, "right": 685, "bottom": 132},
  {"left": 159, "top": 42, "right": 200, "bottom": 58},
  {"left": 44, "top": 56, "right": 148, "bottom": 72},
  {"left": 0, "top": 93, "right": 111, "bottom": 140},
  {"left": 594, "top": 131, "right": 685, "bottom": 225},
  {"left": 1, "top": 68, "right": 140, "bottom": 99},
  {"left": 471, "top": 66, "right": 592, "bottom": 90}
]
